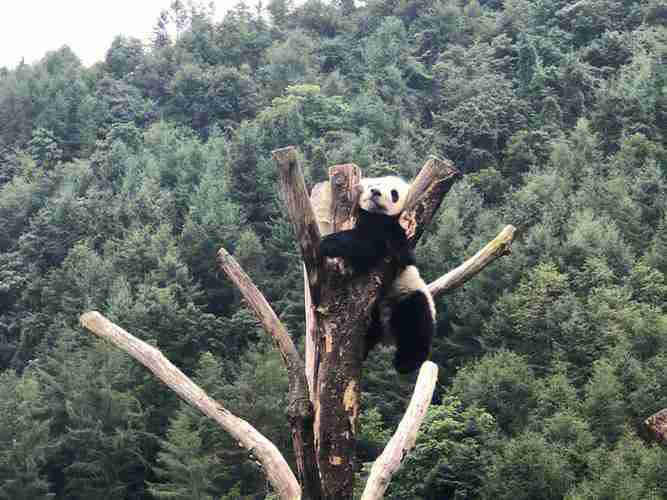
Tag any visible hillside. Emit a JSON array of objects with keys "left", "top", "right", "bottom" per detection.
[{"left": 0, "top": 0, "right": 666, "bottom": 498}]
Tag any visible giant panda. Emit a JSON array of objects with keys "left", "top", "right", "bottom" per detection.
[{"left": 319, "top": 175, "right": 436, "bottom": 374}]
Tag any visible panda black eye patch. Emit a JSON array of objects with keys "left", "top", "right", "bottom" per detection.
[{"left": 391, "top": 189, "right": 399, "bottom": 203}]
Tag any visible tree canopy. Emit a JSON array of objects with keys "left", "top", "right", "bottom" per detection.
[{"left": 0, "top": 0, "right": 665, "bottom": 498}]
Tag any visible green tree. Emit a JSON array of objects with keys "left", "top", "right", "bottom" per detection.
[
  {"left": 451, "top": 351, "right": 537, "bottom": 435},
  {"left": 386, "top": 399, "right": 497, "bottom": 500},
  {"left": 0, "top": 370, "right": 53, "bottom": 500}
]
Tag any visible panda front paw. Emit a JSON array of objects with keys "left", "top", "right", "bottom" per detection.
[{"left": 319, "top": 236, "right": 340, "bottom": 258}]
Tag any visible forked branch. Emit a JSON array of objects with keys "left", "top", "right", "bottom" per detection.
[{"left": 79, "top": 311, "right": 301, "bottom": 500}]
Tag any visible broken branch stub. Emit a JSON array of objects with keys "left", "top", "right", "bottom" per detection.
[
  {"left": 643, "top": 409, "right": 667, "bottom": 446},
  {"left": 273, "top": 146, "right": 323, "bottom": 301},
  {"left": 401, "top": 157, "right": 462, "bottom": 245}
]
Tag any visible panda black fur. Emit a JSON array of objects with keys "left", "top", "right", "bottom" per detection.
[{"left": 319, "top": 176, "right": 436, "bottom": 374}]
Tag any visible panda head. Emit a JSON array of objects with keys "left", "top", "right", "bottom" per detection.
[{"left": 358, "top": 176, "right": 410, "bottom": 217}]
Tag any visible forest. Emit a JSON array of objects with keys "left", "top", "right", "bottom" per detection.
[{"left": 0, "top": 0, "right": 666, "bottom": 498}]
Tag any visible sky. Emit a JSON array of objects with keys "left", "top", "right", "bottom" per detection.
[{"left": 0, "top": 0, "right": 238, "bottom": 69}]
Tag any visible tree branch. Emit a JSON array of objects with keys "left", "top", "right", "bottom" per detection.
[
  {"left": 360, "top": 361, "right": 439, "bottom": 500},
  {"left": 273, "top": 146, "right": 322, "bottom": 301},
  {"left": 217, "top": 248, "right": 321, "bottom": 500},
  {"left": 401, "top": 157, "right": 462, "bottom": 245},
  {"left": 428, "top": 225, "right": 516, "bottom": 299},
  {"left": 303, "top": 266, "right": 318, "bottom": 402},
  {"left": 79, "top": 311, "right": 301, "bottom": 500}
]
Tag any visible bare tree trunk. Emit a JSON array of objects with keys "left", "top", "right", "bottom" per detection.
[{"left": 274, "top": 150, "right": 460, "bottom": 499}]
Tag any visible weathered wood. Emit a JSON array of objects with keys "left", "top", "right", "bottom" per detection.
[
  {"left": 401, "top": 157, "right": 462, "bottom": 244},
  {"left": 429, "top": 225, "right": 516, "bottom": 299},
  {"left": 329, "top": 164, "right": 362, "bottom": 232},
  {"left": 311, "top": 181, "right": 333, "bottom": 236},
  {"left": 217, "top": 248, "right": 321, "bottom": 500},
  {"left": 315, "top": 163, "right": 372, "bottom": 499},
  {"left": 273, "top": 146, "right": 323, "bottom": 302},
  {"left": 304, "top": 266, "right": 318, "bottom": 402},
  {"left": 80, "top": 311, "right": 302, "bottom": 500},
  {"left": 360, "top": 361, "right": 439, "bottom": 500}
]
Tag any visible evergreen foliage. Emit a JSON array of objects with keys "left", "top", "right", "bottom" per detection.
[{"left": 0, "top": 0, "right": 665, "bottom": 497}]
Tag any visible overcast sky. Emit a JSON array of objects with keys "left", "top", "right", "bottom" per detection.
[{"left": 0, "top": 1, "right": 238, "bottom": 69}]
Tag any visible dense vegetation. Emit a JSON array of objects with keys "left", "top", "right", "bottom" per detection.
[{"left": 0, "top": 0, "right": 665, "bottom": 498}]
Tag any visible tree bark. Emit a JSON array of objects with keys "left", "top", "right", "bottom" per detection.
[
  {"left": 79, "top": 311, "right": 301, "bottom": 500},
  {"left": 360, "top": 361, "right": 439, "bottom": 500},
  {"left": 273, "top": 146, "right": 323, "bottom": 302},
  {"left": 314, "top": 163, "right": 376, "bottom": 499},
  {"left": 401, "top": 157, "right": 462, "bottom": 244}
]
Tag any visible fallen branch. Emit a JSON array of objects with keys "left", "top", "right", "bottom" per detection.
[
  {"left": 429, "top": 225, "right": 516, "bottom": 299},
  {"left": 360, "top": 361, "right": 439, "bottom": 500},
  {"left": 217, "top": 248, "right": 320, "bottom": 499},
  {"left": 80, "top": 311, "right": 301, "bottom": 500}
]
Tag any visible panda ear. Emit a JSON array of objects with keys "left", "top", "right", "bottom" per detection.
[{"left": 391, "top": 189, "right": 400, "bottom": 203}]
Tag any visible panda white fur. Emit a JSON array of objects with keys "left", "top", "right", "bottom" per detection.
[{"left": 319, "top": 176, "right": 436, "bottom": 373}]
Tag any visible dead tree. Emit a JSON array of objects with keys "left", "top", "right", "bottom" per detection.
[{"left": 80, "top": 147, "right": 515, "bottom": 499}]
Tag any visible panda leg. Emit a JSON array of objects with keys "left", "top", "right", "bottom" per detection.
[
  {"left": 391, "top": 291, "right": 435, "bottom": 374},
  {"left": 364, "top": 306, "right": 383, "bottom": 360}
]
